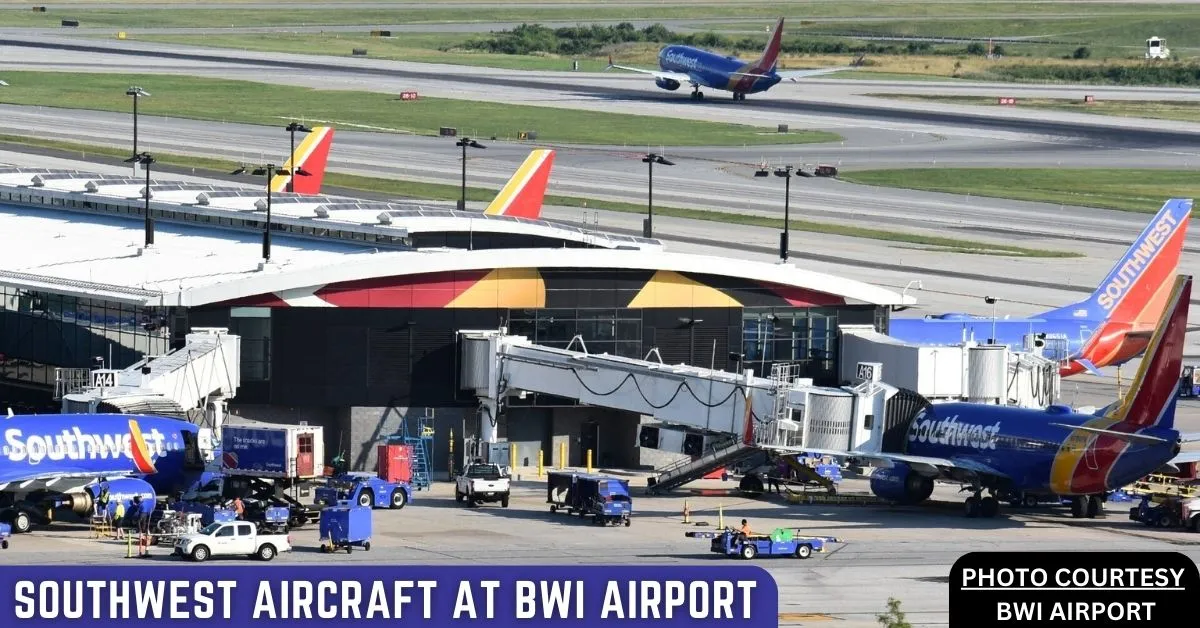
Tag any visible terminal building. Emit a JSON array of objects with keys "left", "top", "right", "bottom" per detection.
[{"left": 0, "top": 167, "right": 914, "bottom": 475}]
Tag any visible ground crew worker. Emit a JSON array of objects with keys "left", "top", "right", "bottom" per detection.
[
  {"left": 113, "top": 501, "right": 126, "bottom": 540},
  {"left": 95, "top": 484, "right": 109, "bottom": 519},
  {"left": 231, "top": 496, "right": 245, "bottom": 520},
  {"left": 740, "top": 519, "right": 752, "bottom": 536}
]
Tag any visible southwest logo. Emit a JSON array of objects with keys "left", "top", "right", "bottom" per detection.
[
  {"left": 907, "top": 415, "right": 1001, "bottom": 450},
  {"left": 1097, "top": 212, "right": 1179, "bottom": 311},
  {"left": 223, "top": 451, "right": 239, "bottom": 469}
]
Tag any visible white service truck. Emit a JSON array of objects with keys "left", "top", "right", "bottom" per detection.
[
  {"left": 455, "top": 462, "right": 511, "bottom": 508},
  {"left": 174, "top": 520, "right": 292, "bottom": 562}
]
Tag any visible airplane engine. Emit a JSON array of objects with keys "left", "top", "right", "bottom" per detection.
[
  {"left": 655, "top": 78, "right": 681, "bottom": 91},
  {"left": 869, "top": 463, "right": 934, "bottom": 505},
  {"left": 62, "top": 478, "right": 157, "bottom": 516}
]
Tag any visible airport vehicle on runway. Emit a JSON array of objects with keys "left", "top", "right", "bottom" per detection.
[
  {"left": 888, "top": 198, "right": 1193, "bottom": 377},
  {"left": 687, "top": 528, "right": 838, "bottom": 560},
  {"left": 0, "top": 413, "right": 205, "bottom": 533},
  {"left": 858, "top": 273, "right": 1200, "bottom": 519},
  {"left": 606, "top": 17, "right": 861, "bottom": 101}
]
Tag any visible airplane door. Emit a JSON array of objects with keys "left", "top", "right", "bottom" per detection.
[
  {"left": 297, "top": 434, "right": 314, "bottom": 477},
  {"left": 182, "top": 430, "right": 203, "bottom": 470}
]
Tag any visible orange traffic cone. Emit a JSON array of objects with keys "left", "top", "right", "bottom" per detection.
[{"left": 682, "top": 500, "right": 691, "bottom": 524}]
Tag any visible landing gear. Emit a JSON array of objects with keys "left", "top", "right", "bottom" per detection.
[
  {"left": 1071, "top": 495, "right": 1103, "bottom": 519},
  {"left": 690, "top": 85, "right": 704, "bottom": 100},
  {"left": 732, "top": 92, "right": 746, "bottom": 101},
  {"left": 965, "top": 490, "right": 1000, "bottom": 518}
]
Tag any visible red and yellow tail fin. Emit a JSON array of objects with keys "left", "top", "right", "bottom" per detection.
[
  {"left": 1110, "top": 274, "right": 1191, "bottom": 430},
  {"left": 127, "top": 419, "right": 158, "bottom": 474},
  {"left": 271, "top": 126, "right": 335, "bottom": 195},
  {"left": 483, "top": 149, "right": 555, "bottom": 219}
]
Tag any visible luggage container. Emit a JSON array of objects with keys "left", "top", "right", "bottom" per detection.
[
  {"left": 222, "top": 424, "right": 324, "bottom": 480},
  {"left": 547, "top": 471, "right": 632, "bottom": 526},
  {"left": 377, "top": 444, "right": 413, "bottom": 484},
  {"left": 319, "top": 504, "right": 373, "bottom": 553},
  {"left": 176, "top": 502, "right": 237, "bottom": 527}
]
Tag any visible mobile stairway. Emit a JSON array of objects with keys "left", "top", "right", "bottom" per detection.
[{"left": 54, "top": 328, "right": 241, "bottom": 442}]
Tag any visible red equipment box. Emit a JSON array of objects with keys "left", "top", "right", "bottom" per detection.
[{"left": 377, "top": 444, "right": 413, "bottom": 483}]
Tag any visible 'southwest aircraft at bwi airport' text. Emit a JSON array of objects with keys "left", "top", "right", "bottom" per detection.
[
  {"left": 606, "top": 17, "right": 863, "bottom": 101},
  {"left": 806, "top": 274, "right": 1200, "bottom": 521},
  {"left": 887, "top": 198, "right": 1195, "bottom": 377}
]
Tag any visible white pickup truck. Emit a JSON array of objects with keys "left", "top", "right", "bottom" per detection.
[
  {"left": 174, "top": 520, "right": 292, "bottom": 562},
  {"left": 455, "top": 462, "right": 511, "bottom": 508}
]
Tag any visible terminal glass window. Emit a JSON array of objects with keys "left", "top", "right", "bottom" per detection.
[
  {"left": 230, "top": 307, "right": 271, "bottom": 381},
  {"left": 741, "top": 308, "right": 839, "bottom": 381},
  {"left": 506, "top": 308, "right": 642, "bottom": 359}
]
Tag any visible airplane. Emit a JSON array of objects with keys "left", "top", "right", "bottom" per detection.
[
  {"left": 483, "top": 148, "right": 555, "bottom": 219},
  {"left": 0, "top": 413, "right": 204, "bottom": 533},
  {"left": 840, "top": 273, "right": 1200, "bottom": 520},
  {"left": 605, "top": 17, "right": 863, "bottom": 101},
  {"left": 269, "top": 125, "right": 335, "bottom": 195},
  {"left": 887, "top": 198, "right": 1194, "bottom": 377}
]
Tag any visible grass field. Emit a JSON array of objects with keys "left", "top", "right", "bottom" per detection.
[
  {"left": 0, "top": 133, "right": 1076, "bottom": 257},
  {"left": 841, "top": 169, "right": 1200, "bottom": 214},
  {"left": 0, "top": 72, "right": 839, "bottom": 147},
  {"left": 864, "top": 94, "right": 1200, "bottom": 124},
  {"left": 0, "top": 2, "right": 1193, "bottom": 29}
]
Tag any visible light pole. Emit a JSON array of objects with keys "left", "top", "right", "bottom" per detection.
[
  {"left": 984, "top": 296, "right": 998, "bottom": 344},
  {"left": 456, "top": 137, "right": 486, "bottom": 210},
  {"left": 284, "top": 122, "right": 312, "bottom": 192},
  {"left": 641, "top": 153, "right": 674, "bottom": 238},
  {"left": 125, "top": 86, "right": 150, "bottom": 157},
  {"left": 123, "top": 152, "right": 156, "bottom": 247},
  {"left": 231, "top": 163, "right": 309, "bottom": 263},
  {"left": 757, "top": 164, "right": 795, "bottom": 261}
]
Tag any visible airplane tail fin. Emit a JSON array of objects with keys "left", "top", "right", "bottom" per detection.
[
  {"left": 1107, "top": 274, "right": 1191, "bottom": 430},
  {"left": 270, "top": 126, "right": 335, "bottom": 195},
  {"left": 755, "top": 17, "right": 785, "bottom": 72},
  {"left": 1041, "top": 198, "right": 1191, "bottom": 327},
  {"left": 483, "top": 149, "right": 555, "bottom": 219}
]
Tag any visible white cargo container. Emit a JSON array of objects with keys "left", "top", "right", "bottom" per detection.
[{"left": 220, "top": 422, "right": 326, "bottom": 480}]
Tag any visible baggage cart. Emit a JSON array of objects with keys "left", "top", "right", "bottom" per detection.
[
  {"left": 547, "top": 471, "right": 632, "bottom": 526},
  {"left": 319, "top": 504, "right": 373, "bottom": 553}
]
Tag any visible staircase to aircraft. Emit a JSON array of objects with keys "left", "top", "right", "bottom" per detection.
[{"left": 646, "top": 438, "right": 761, "bottom": 494}]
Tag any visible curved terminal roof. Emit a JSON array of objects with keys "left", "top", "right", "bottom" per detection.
[{"left": 0, "top": 169, "right": 915, "bottom": 309}]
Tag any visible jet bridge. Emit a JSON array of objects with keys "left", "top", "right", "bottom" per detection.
[
  {"left": 459, "top": 329, "right": 897, "bottom": 491},
  {"left": 55, "top": 328, "right": 241, "bottom": 447}
]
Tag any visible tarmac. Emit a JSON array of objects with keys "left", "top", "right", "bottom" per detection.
[{"left": 4, "top": 473, "right": 1200, "bottom": 627}]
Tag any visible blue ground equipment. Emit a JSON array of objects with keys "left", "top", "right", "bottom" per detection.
[
  {"left": 319, "top": 504, "right": 373, "bottom": 553},
  {"left": 315, "top": 473, "right": 412, "bottom": 510},
  {"left": 176, "top": 502, "right": 237, "bottom": 526},
  {"left": 0, "top": 522, "right": 9, "bottom": 549},
  {"left": 546, "top": 471, "right": 632, "bottom": 526},
  {"left": 687, "top": 528, "right": 840, "bottom": 560}
]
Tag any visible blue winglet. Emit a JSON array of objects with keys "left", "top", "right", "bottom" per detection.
[{"left": 1077, "top": 359, "right": 1104, "bottom": 376}]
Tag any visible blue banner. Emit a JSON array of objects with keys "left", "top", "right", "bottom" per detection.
[{"left": 0, "top": 565, "right": 777, "bottom": 627}]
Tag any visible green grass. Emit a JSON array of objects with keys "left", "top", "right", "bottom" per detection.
[
  {"left": 0, "top": 133, "right": 1076, "bottom": 258},
  {"left": 0, "top": 2, "right": 1193, "bottom": 29},
  {"left": 841, "top": 168, "right": 1200, "bottom": 213},
  {"left": 0, "top": 71, "right": 839, "bottom": 147},
  {"left": 864, "top": 94, "right": 1200, "bottom": 123}
]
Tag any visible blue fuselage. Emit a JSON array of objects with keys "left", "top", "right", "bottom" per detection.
[
  {"left": 904, "top": 403, "right": 1179, "bottom": 494},
  {"left": 0, "top": 414, "right": 202, "bottom": 496},
  {"left": 658, "top": 45, "right": 782, "bottom": 94},
  {"left": 887, "top": 315, "right": 1099, "bottom": 363}
]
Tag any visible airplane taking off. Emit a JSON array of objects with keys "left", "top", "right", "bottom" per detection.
[
  {"left": 269, "top": 126, "right": 335, "bottom": 195},
  {"left": 0, "top": 413, "right": 204, "bottom": 533},
  {"left": 887, "top": 198, "right": 1193, "bottom": 377},
  {"left": 853, "top": 274, "right": 1200, "bottom": 520},
  {"left": 606, "top": 17, "right": 861, "bottom": 101},
  {"left": 483, "top": 149, "right": 556, "bottom": 219}
]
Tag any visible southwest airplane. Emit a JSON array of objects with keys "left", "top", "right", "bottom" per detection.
[
  {"left": 606, "top": 17, "right": 861, "bottom": 101},
  {"left": 270, "top": 125, "right": 335, "bottom": 194},
  {"left": 0, "top": 413, "right": 203, "bottom": 533},
  {"left": 857, "top": 274, "right": 1200, "bottom": 520},
  {"left": 887, "top": 198, "right": 1193, "bottom": 377}
]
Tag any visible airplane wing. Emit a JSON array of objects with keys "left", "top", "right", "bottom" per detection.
[
  {"left": 1180, "top": 433, "right": 1200, "bottom": 443},
  {"left": 860, "top": 452, "right": 1012, "bottom": 480},
  {"left": 605, "top": 60, "right": 696, "bottom": 85},
  {"left": 0, "top": 469, "right": 134, "bottom": 493}
]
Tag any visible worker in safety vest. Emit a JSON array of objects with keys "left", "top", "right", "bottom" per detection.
[
  {"left": 113, "top": 501, "right": 126, "bottom": 540},
  {"left": 95, "top": 484, "right": 109, "bottom": 518}
]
